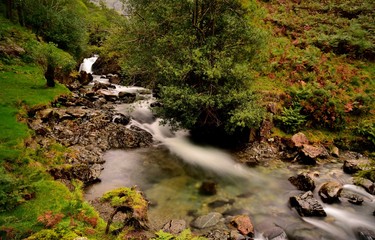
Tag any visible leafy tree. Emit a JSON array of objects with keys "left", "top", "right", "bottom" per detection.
[
  {"left": 118, "top": 0, "right": 266, "bottom": 140},
  {"left": 19, "top": 0, "right": 88, "bottom": 57},
  {"left": 31, "top": 42, "right": 76, "bottom": 87}
]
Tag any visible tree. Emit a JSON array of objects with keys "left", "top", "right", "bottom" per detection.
[
  {"left": 31, "top": 43, "right": 76, "bottom": 87},
  {"left": 20, "top": 0, "right": 88, "bottom": 58},
  {"left": 118, "top": 0, "right": 266, "bottom": 142}
]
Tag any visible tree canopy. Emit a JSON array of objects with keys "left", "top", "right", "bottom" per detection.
[{"left": 116, "top": 0, "right": 266, "bottom": 140}]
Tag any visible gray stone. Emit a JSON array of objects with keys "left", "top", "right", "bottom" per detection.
[
  {"left": 289, "top": 191, "right": 326, "bottom": 217},
  {"left": 191, "top": 212, "right": 222, "bottom": 229},
  {"left": 288, "top": 173, "right": 315, "bottom": 191},
  {"left": 162, "top": 219, "right": 186, "bottom": 235},
  {"left": 318, "top": 181, "right": 343, "bottom": 204}
]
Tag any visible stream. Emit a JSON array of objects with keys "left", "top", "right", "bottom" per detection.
[{"left": 81, "top": 56, "right": 375, "bottom": 239}]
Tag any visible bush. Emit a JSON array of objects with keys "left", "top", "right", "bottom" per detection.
[
  {"left": 276, "top": 106, "right": 306, "bottom": 134},
  {"left": 355, "top": 121, "right": 375, "bottom": 146}
]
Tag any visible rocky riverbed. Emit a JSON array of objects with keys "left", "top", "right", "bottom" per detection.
[{"left": 27, "top": 74, "right": 375, "bottom": 239}]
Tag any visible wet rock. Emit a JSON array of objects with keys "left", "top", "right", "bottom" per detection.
[
  {"left": 289, "top": 191, "right": 326, "bottom": 217},
  {"left": 357, "top": 178, "right": 375, "bottom": 195},
  {"left": 234, "top": 142, "right": 278, "bottom": 166},
  {"left": 291, "top": 132, "right": 309, "bottom": 148},
  {"left": 97, "top": 89, "right": 118, "bottom": 102},
  {"left": 162, "top": 219, "right": 186, "bottom": 235},
  {"left": 318, "top": 181, "right": 343, "bottom": 204},
  {"left": 108, "top": 74, "right": 121, "bottom": 84},
  {"left": 92, "top": 82, "right": 109, "bottom": 91},
  {"left": 262, "top": 227, "right": 288, "bottom": 240},
  {"left": 118, "top": 91, "right": 137, "bottom": 103},
  {"left": 229, "top": 230, "right": 246, "bottom": 240},
  {"left": 205, "top": 230, "right": 232, "bottom": 240},
  {"left": 79, "top": 71, "right": 92, "bottom": 85},
  {"left": 49, "top": 163, "right": 102, "bottom": 184},
  {"left": 299, "top": 144, "right": 329, "bottom": 164},
  {"left": 107, "top": 126, "right": 153, "bottom": 149},
  {"left": 112, "top": 113, "right": 130, "bottom": 125},
  {"left": 288, "top": 173, "right": 316, "bottom": 191},
  {"left": 330, "top": 146, "right": 340, "bottom": 157},
  {"left": 356, "top": 227, "right": 375, "bottom": 240},
  {"left": 191, "top": 212, "right": 222, "bottom": 229},
  {"left": 222, "top": 208, "right": 252, "bottom": 218},
  {"left": 346, "top": 194, "right": 364, "bottom": 205},
  {"left": 230, "top": 215, "right": 254, "bottom": 237},
  {"left": 208, "top": 199, "right": 235, "bottom": 209},
  {"left": 199, "top": 181, "right": 217, "bottom": 195},
  {"left": 343, "top": 159, "right": 370, "bottom": 174}
]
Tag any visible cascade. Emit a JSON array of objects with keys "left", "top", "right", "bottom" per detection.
[{"left": 78, "top": 55, "right": 98, "bottom": 74}]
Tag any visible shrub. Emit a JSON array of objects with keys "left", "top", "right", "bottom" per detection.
[{"left": 276, "top": 106, "right": 306, "bottom": 134}]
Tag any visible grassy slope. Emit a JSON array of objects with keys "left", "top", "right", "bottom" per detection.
[
  {"left": 0, "top": 17, "right": 110, "bottom": 239},
  {"left": 253, "top": 0, "right": 374, "bottom": 151}
]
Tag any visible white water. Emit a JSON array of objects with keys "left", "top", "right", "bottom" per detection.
[
  {"left": 78, "top": 55, "right": 98, "bottom": 73},
  {"left": 343, "top": 184, "right": 375, "bottom": 202},
  {"left": 123, "top": 100, "right": 252, "bottom": 179}
]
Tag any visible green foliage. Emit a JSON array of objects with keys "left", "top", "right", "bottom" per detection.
[
  {"left": 153, "top": 229, "right": 207, "bottom": 240},
  {"left": 355, "top": 121, "right": 375, "bottom": 147},
  {"left": 289, "top": 83, "right": 346, "bottom": 130},
  {"left": 20, "top": 0, "right": 88, "bottom": 57},
  {"left": 101, "top": 187, "right": 147, "bottom": 210},
  {"left": 276, "top": 106, "right": 306, "bottom": 134},
  {"left": 117, "top": 0, "right": 266, "bottom": 136},
  {"left": 30, "top": 42, "right": 76, "bottom": 74}
]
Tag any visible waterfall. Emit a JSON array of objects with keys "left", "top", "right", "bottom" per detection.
[
  {"left": 122, "top": 102, "right": 250, "bottom": 178},
  {"left": 78, "top": 55, "right": 99, "bottom": 74}
]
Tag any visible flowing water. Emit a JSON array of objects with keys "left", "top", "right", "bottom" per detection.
[{"left": 81, "top": 58, "right": 374, "bottom": 239}]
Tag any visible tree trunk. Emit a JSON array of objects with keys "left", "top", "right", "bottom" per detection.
[
  {"left": 5, "top": 0, "right": 13, "bottom": 20},
  {"left": 45, "top": 63, "right": 56, "bottom": 87}
]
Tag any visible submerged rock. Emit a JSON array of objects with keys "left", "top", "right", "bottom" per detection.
[
  {"left": 288, "top": 173, "right": 316, "bottom": 191},
  {"left": 191, "top": 212, "right": 222, "bottom": 229},
  {"left": 199, "top": 181, "right": 217, "bottom": 195},
  {"left": 318, "top": 181, "right": 343, "bottom": 204},
  {"left": 289, "top": 191, "right": 326, "bottom": 217}
]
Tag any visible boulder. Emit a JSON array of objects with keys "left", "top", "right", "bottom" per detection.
[
  {"left": 343, "top": 159, "right": 370, "bottom": 174},
  {"left": 288, "top": 173, "right": 315, "bottom": 191},
  {"left": 318, "top": 181, "right": 343, "bottom": 203},
  {"left": 97, "top": 89, "right": 118, "bottom": 102},
  {"left": 352, "top": 177, "right": 375, "bottom": 195},
  {"left": 289, "top": 191, "right": 326, "bottom": 217},
  {"left": 356, "top": 227, "right": 375, "bottom": 240},
  {"left": 49, "top": 163, "right": 102, "bottom": 184},
  {"left": 108, "top": 74, "right": 121, "bottom": 84},
  {"left": 118, "top": 91, "right": 137, "bottom": 103},
  {"left": 92, "top": 82, "right": 109, "bottom": 91},
  {"left": 162, "top": 219, "right": 186, "bottom": 235},
  {"left": 191, "top": 212, "right": 222, "bottom": 229},
  {"left": 291, "top": 132, "right": 309, "bottom": 148},
  {"left": 230, "top": 215, "right": 254, "bottom": 237},
  {"left": 299, "top": 144, "right": 329, "bottom": 164},
  {"left": 112, "top": 113, "right": 130, "bottom": 125}
]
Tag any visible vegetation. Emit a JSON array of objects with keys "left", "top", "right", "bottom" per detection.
[
  {"left": 111, "top": 0, "right": 266, "bottom": 140},
  {"left": 101, "top": 187, "right": 148, "bottom": 234},
  {"left": 152, "top": 229, "right": 207, "bottom": 240},
  {"left": 0, "top": 0, "right": 374, "bottom": 239}
]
